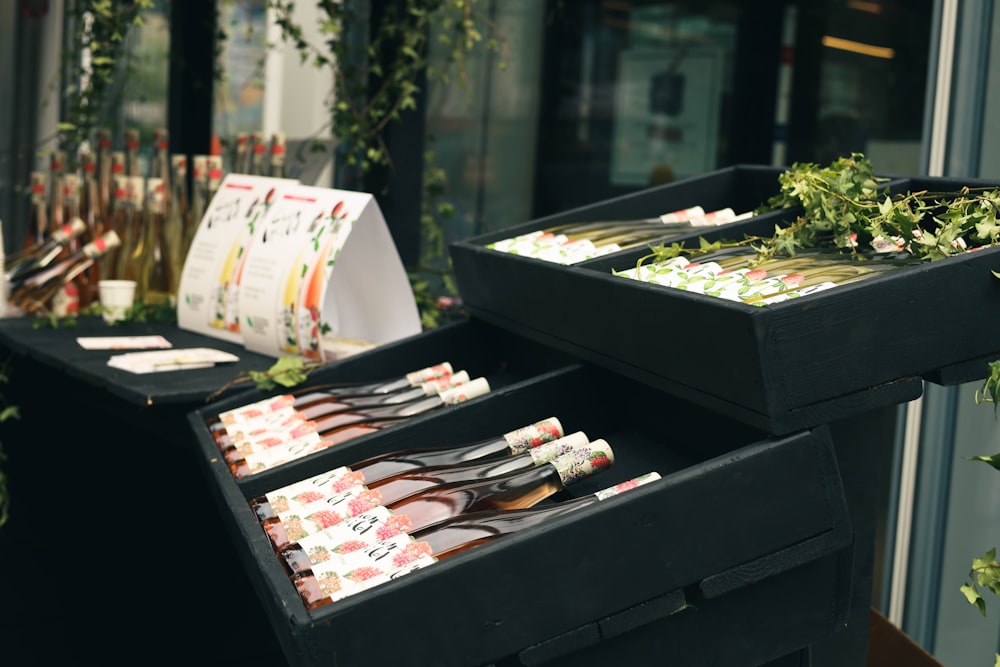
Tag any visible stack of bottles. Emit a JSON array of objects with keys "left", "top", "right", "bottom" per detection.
[
  {"left": 10, "top": 128, "right": 293, "bottom": 318},
  {"left": 207, "top": 364, "right": 659, "bottom": 610},
  {"left": 208, "top": 363, "right": 492, "bottom": 478},
  {"left": 614, "top": 246, "right": 921, "bottom": 306},
  {"left": 7, "top": 127, "right": 230, "bottom": 315},
  {"left": 487, "top": 205, "right": 753, "bottom": 265}
]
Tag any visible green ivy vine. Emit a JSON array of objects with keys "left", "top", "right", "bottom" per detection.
[{"left": 266, "top": 0, "right": 507, "bottom": 327}]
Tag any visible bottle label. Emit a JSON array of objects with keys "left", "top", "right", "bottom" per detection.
[
  {"left": 528, "top": 432, "right": 590, "bottom": 465},
  {"left": 50, "top": 282, "right": 80, "bottom": 317},
  {"left": 301, "top": 533, "right": 434, "bottom": 581},
  {"left": 263, "top": 466, "right": 356, "bottom": 514},
  {"left": 278, "top": 486, "right": 385, "bottom": 541},
  {"left": 224, "top": 408, "right": 305, "bottom": 447},
  {"left": 228, "top": 412, "right": 314, "bottom": 455},
  {"left": 593, "top": 472, "right": 662, "bottom": 500},
  {"left": 218, "top": 394, "right": 297, "bottom": 427},
  {"left": 240, "top": 432, "right": 329, "bottom": 474},
  {"left": 551, "top": 438, "right": 615, "bottom": 485},
  {"left": 438, "top": 377, "right": 490, "bottom": 404},
  {"left": 503, "top": 417, "right": 564, "bottom": 454},
  {"left": 306, "top": 550, "right": 436, "bottom": 605},
  {"left": 293, "top": 506, "right": 414, "bottom": 560},
  {"left": 404, "top": 362, "right": 453, "bottom": 385},
  {"left": 419, "top": 370, "right": 469, "bottom": 395}
]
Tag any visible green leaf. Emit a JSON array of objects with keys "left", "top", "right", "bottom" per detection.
[{"left": 966, "top": 453, "right": 1000, "bottom": 471}]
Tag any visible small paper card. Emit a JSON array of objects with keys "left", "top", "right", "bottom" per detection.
[
  {"left": 107, "top": 348, "right": 240, "bottom": 374},
  {"left": 77, "top": 335, "right": 173, "bottom": 350}
]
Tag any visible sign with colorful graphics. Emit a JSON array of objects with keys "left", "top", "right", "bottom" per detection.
[{"left": 177, "top": 175, "right": 421, "bottom": 359}]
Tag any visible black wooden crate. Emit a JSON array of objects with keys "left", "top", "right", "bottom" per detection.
[
  {"left": 189, "top": 324, "right": 856, "bottom": 667},
  {"left": 449, "top": 169, "right": 1000, "bottom": 434}
]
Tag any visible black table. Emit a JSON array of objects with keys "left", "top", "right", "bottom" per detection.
[{"left": 0, "top": 316, "right": 289, "bottom": 664}]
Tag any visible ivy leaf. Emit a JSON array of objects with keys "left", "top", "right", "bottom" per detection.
[
  {"left": 966, "top": 453, "right": 1000, "bottom": 471},
  {"left": 264, "top": 355, "right": 310, "bottom": 388}
]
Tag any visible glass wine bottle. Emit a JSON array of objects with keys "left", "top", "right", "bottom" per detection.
[
  {"left": 284, "top": 472, "right": 661, "bottom": 578},
  {"left": 287, "top": 440, "right": 616, "bottom": 610},
  {"left": 139, "top": 177, "right": 173, "bottom": 306},
  {"left": 219, "top": 370, "right": 472, "bottom": 460},
  {"left": 23, "top": 171, "right": 48, "bottom": 252},
  {"left": 95, "top": 127, "right": 113, "bottom": 216},
  {"left": 8, "top": 231, "right": 122, "bottom": 316},
  {"left": 47, "top": 150, "right": 66, "bottom": 235},
  {"left": 114, "top": 176, "right": 145, "bottom": 286},
  {"left": 232, "top": 132, "right": 249, "bottom": 174},
  {"left": 249, "top": 131, "right": 266, "bottom": 176},
  {"left": 269, "top": 132, "right": 286, "bottom": 179},
  {"left": 209, "top": 361, "right": 455, "bottom": 437},
  {"left": 164, "top": 155, "right": 188, "bottom": 295},
  {"left": 124, "top": 129, "right": 141, "bottom": 177},
  {"left": 266, "top": 431, "right": 591, "bottom": 550},
  {"left": 6, "top": 218, "right": 88, "bottom": 287},
  {"left": 248, "top": 416, "right": 564, "bottom": 521},
  {"left": 410, "top": 471, "right": 661, "bottom": 560},
  {"left": 228, "top": 377, "right": 492, "bottom": 478}
]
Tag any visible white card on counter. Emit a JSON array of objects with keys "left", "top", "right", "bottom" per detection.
[
  {"left": 107, "top": 348, "right": 240, "bottom": 374},
  {"left": 76, "top": 335, "right": 173, "bottom": 350}
]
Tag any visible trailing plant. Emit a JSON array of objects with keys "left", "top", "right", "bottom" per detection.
[
  {"left": 633, "top": 153, "right": 1000, "bottom": 271},
  {"left": 52, "top": 0, "right": 156, "bottom": 160},
  {"left": 266, "top": 0, "right": 507, "bottom": 327}
]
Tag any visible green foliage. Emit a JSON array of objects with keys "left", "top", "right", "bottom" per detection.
[
  {"left": 55, "top": 1, "right": 156, "bottom": 157},
  {"left": 961, "top": 548, "right": 1000, "bottom": 616},
  {"left": 267, "top": 0, "right": 505, "bottom": 326},
  {"left": 248, "top": 355, "right": 312, "bottom": 392},
  {"left": 30, "top": 299, "right": 177, "bottom": 329},
  {"left": 637, "top": 153, "right": 1000, "bottom": 270}
]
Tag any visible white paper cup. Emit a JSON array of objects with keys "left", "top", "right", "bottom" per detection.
[{"left": 98, "top": 280, "right": 137, "bottom": 323}]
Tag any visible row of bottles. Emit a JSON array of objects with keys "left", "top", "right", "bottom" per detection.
[
  {"left": 9, "top": 126, "right": 289, "bottom": 317},
  {"left": 487, "top": 205, "right": 753, "bottom": 265},
  {"left": 614, "top": 245, "right": 921, "bottom": 306},
  {"left": 208, "top": 376, "right": 656, "bottom": 611},
  {"left": 211, "top": 362, "right": 492, "bottom": 478}
]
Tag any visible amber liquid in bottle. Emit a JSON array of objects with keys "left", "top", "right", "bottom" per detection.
[
  {"left": 269, "top": 433, "right": 593, "bottom": 557},
  {"left": 228, "top": 378, "right": 491, "bottom": 478},
  {"left": 115, "top": 176, "right": 146, "bottom": 287},
  {"left": 283, "top": 471, "right": 661, "bottom": 579},
  {"left": 288, "top": 441, "right": 616, "bottom": 610},
  {"left": 6, "top": 218, "right": 88, "bottom": 287},
  {"left": 266, "top": 438, "right": 613, "bottom": 551},
  {"left": 220, "top": 371, "right": 471, "bottom": 459},
  {"left": 248, "top": 416, "right": 565, "bottom": 521},
  {"left": 139, "top": 177, "right": 173, "bottom": 305},
  {"left": 208, "top": 362, "right": 455, "bottom": 439},
  {"left": 8, "top": 231, "right": 122, "bottom": 315}
]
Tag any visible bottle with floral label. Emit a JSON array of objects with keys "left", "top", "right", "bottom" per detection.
[
  {"left": 248, "top": 416, "right": 564, "bottom": 521},
  {"left": 265, "top": 437, "right": 612, "bottom": 550},
  {"left": 209, "top": 362, "right": 455, "bottom": 438},
  {"left": 270, "top": 132, "right": 286, "bottom": 179},
  {"left": 220, "top": 371, "right": 471, "bottom": 461},
  {"left": 287, "top": 442, "right": 618, "bottom": 610},
  {"left": 264, "top": 432, "right": 591, "bottom": 548},
  {"left": 284, "top": 472, "right": 660, "bottom": 580},
  {"left": 228, "top": 377, "right": 491, "bottom": 478}
]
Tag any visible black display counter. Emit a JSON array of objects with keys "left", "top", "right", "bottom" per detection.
[{"left": 0, "top": 317, "right": 287, "bottom": 664}]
